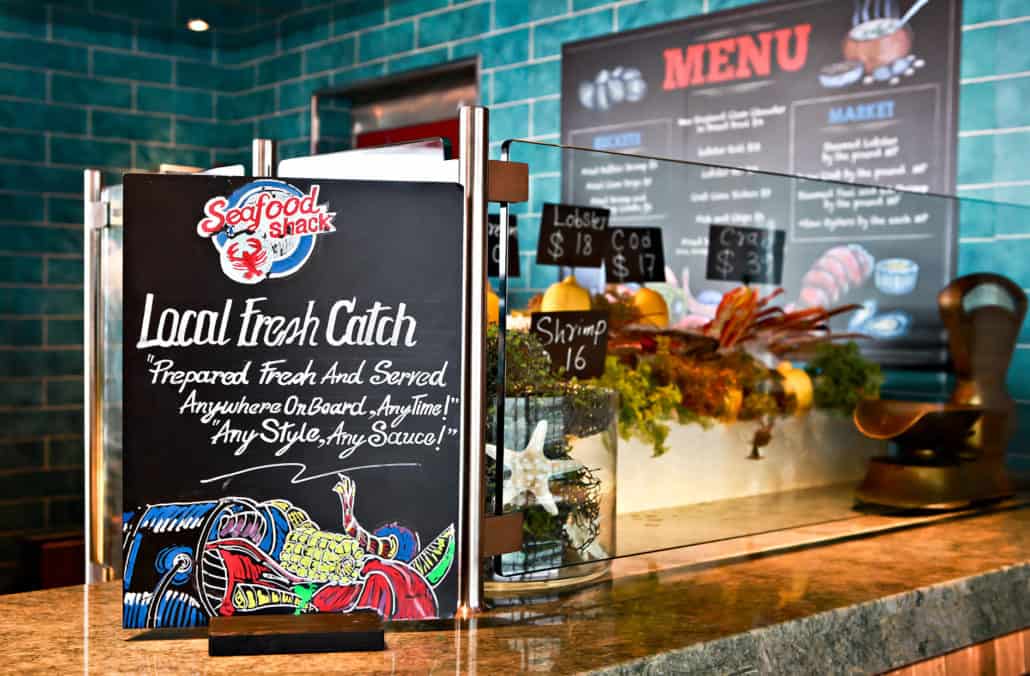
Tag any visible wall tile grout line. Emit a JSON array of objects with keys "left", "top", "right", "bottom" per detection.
[
  {"left": 961, "top": 70, "right": 1030, "bottom": 85},
  {"left": 962, "top": 14, "right": 1030, "bottom": 31}
]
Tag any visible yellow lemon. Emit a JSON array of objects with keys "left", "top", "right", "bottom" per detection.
[
  {"left": 541, "top": 275, "right": 592, "bottom": 312},
  {"left": 632, "top": 287, "right": 669, "bottom": 328},
  {"left": 777, "top": 361, "right": 813, "bottom": 411},
  {"left": 487, "top": 286, "right": 500, "bottom": 324},
  {"left": 723, "top": 386, "right": 744, "bottom": 421}
]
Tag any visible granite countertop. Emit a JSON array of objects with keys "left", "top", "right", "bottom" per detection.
[{"left": 3, "top": 507, "right": 1029, "bottom": 674}]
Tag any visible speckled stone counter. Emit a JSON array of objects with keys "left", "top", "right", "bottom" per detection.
[{"left": 3, "top": 507, "right": 1029, "bottom": 674}]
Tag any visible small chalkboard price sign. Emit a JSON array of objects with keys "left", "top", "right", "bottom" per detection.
[
  {"left": 705, "top": 224, "right": 786, "bottom": 285},
  {"left": 604, "top": 226, "right": 665, "bottom": 283},
  {"left": 536, "top": 203, "right": 610, "bottom": 268},
  {"left": 487, "top": 213, "right": 519, "bottom": 277},
  {"left": 530, "top": 310, "right": 609, "bottom": 379},
  {"left": 121, "top": 174, "right": 465, "bottom": 630}
]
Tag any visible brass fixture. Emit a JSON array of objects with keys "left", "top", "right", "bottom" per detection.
[{"left": 854, "top": 273, "right": 1026, "bottom": 509}]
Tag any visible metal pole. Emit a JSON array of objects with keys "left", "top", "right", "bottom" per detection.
[
  {"left": 83, "top": 169, "right": 111, "bottom": 584},
  {"left": 309, "top": 95, "right": 320, "bottom": 157},
  {"left": 457, "top": 106, "right": 489, "bottom": 614},
  {"left": 252, "top": 139, "right": 276, "bottom": 177}
]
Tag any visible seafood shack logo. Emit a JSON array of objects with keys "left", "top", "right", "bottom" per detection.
[{"left": 196, "top": 179, "right": 336, "bottom": 285}]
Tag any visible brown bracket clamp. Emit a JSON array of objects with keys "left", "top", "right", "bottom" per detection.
[
  {"left": 480, "top": 158, "right": 528, "bottom": 559},
  {"left": 481, "top": 511, "right": 525, "bottom": 556},
  {"left": 487, "top": 160, "right": 529, "bottom": 203}
]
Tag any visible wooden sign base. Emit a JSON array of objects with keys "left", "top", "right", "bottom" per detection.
[{"left": 208, "top": 611, "right": 385, "bottom": 656}]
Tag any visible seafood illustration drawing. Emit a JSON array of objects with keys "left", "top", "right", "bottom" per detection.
[
  {"left": 578, "top": 66, "right": 647, "bottom": 111},
  {"left": 874, "top": 257, "right": 919, "bottom": 295},
  {"left": 798, "top": 244, "right": 875, "bottom": 308},
  {"left": 857, "top": 309, "right": 912, "bottom": 338},
  {"left": 224, "top": 236, "right": 270, "bottom": 281},
  {"left": 820, "top": 0, "right": 929, "bottom": 88},
  {"left": 122, "top": 474, "right": 455, "bottom": 628}
]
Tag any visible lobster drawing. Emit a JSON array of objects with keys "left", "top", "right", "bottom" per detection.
[{"left": 225, "top": 237, "right": 269, "bottom": 280}]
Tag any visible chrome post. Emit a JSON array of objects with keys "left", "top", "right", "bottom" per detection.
[
  {"left": 309, "top": 95, "right": 320, "bottom": 156},
  {"left": 252, "top": 139, "right": 276, "bottom": 177},
  {"left": 83, "top": 169, "right": 111, "bottom": 584},
  {"left": 457, "top": 106, "right": 489, "bottom": 614}
]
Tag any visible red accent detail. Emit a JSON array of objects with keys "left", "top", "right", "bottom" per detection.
[
  {"left": 311, "top": 558, "right": 437, "bottom": 620},
  {"left": 197, "top": 196, "right": 229, "bottom": 236},
  {"left": 225, "top": 237, "right": 268, "bottom": 279},
  {"left": 662, "top": 24, "right": 811, "bottom": 90},
  {"left": 355, "top": 118, "right": 460, "bottom": 159},
  {"left": 307, "top": 584, "right": 362, "bottom": 613},
  {"left": 207, "top": 539, "right": 302, "bottom": 617}
]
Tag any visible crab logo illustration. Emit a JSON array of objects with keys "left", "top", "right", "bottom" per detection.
[
  {"left": 224, "top": 236, "right": 269, "bottom": 281},
  {"left": 196, "top": 179, "right": 336, "bottom": 284}
]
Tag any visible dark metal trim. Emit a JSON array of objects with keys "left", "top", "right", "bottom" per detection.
[{"left": 315, "top": 57, "right": 478, "bottom": 103}]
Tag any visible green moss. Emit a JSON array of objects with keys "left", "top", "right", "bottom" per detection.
[
  {"left": 805, "top": 341, "right": 883, "bottom": 416},
  {"left": 597, "top": 355, "right": 685, "bottom": 456}
]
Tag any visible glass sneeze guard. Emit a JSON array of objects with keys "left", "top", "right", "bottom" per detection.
[
  {"left": 84, "top": 136, "right": 1029, "bottom": 588},
  {"left": 488, "top": 139, "right": 1027, "bottom": 582}
]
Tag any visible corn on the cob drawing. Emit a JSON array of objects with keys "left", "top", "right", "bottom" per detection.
[{"left": 278, "top": 526, "right": 365, "bottom": 584}]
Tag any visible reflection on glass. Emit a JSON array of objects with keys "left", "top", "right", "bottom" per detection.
[
  {"left": 488, "top": 392, "right": 617, "bottom": 586},
  {"left": 489, "top": 139, "right": 1026, "bottom": 579}
]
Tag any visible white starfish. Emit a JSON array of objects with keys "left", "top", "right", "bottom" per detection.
[{"left": 485, "top": 420, "right": 584, "bottom": 515}]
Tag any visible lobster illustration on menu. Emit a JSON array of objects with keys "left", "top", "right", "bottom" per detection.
[{"left": 195, "top": 179, "right": 336, "bottom": 285}]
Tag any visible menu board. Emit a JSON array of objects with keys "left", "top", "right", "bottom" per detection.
[
  {"left": 562, "top": 0, "right": 961, "bottom": 364},
  {"left": 122, "top": 174, "right": 463, "bottom": 628}
]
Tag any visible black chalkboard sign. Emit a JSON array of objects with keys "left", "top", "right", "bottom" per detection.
[
  {"left": 530, "top": 310, "right": 609, "bottom": 379},
  {"left": 604, "top": 226, "right": 665, "bottom": 283},
  {"left": 705, "top": 224, "right": 785, "bottom": 285},
  {"left": 121, "top": 174, "right": 464, "bottom": 629},
  {"left": 487, "top": 213, "right": 519, "bottom": 277},
  {"left": 536, "top": 203, "right": 609, "bottom": 268}
]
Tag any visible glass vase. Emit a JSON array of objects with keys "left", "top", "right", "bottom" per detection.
[{"left": 486, "top": 388, "right": 617, "bottom": 594}]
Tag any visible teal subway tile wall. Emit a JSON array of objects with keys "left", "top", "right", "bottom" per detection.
[
  {"left": 0, "top": 0, "right": 224, "bottom": 590},
  {"left": 1, "top": 0, "right": 1030, "bottom": 589}
]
